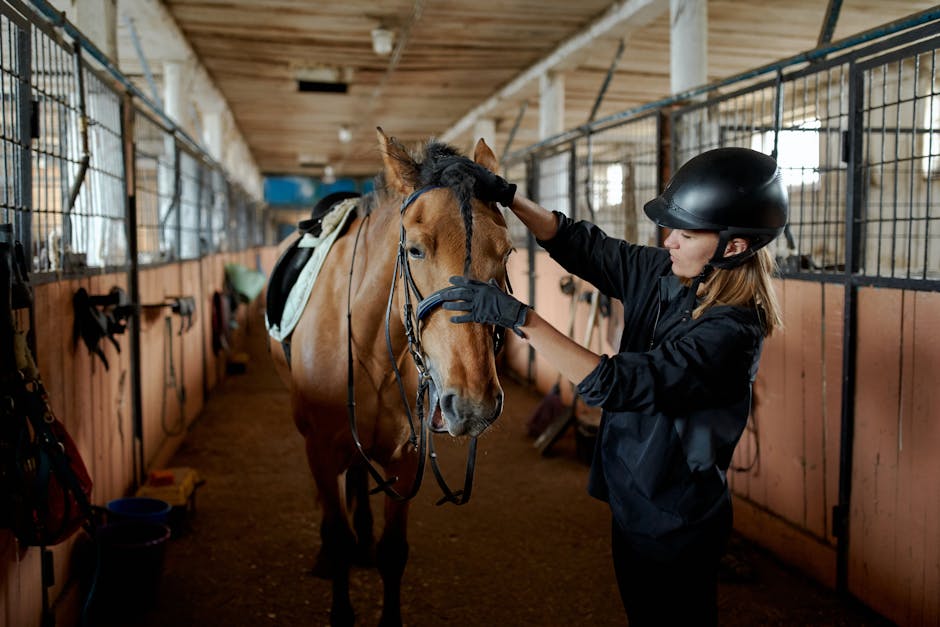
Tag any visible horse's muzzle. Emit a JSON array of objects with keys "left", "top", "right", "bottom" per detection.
[{"left": 437, "top": 389, "right": 503, "bottom": 437}]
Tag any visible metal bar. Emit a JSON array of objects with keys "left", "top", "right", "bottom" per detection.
[
  {"left": 817, "top": 0, "right": 844, "bottom": 48},
  {"left": 568, "top": 141, "right": 578, "bottom": 222},
  {"left": 65, "top": 40, "right": 89, "bottom": 214},
  {"left": 835, "top": 61, "right": 864, "bottom": 594},
  {"left": 499, "top": 100, "right": 527, "bottom": 167},
  {"left": 525, "top": 154, "right": 538, "bottom": 384},
  {"left": 121, "top": 14, "right": 160, "bottom": 106},
  {"left": 588, "top": 38, "right": 625, "bottom": 124},
  {"left": 122, "top": 92, "right": 145, "bottom": 489}
]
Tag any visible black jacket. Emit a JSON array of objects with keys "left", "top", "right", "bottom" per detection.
[{"left": 540, "top": 215, "right": 764, "bottom": 549}]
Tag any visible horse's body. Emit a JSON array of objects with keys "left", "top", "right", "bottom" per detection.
[{"left": 268, "top": 131, "right": 513, "bottom": 626}]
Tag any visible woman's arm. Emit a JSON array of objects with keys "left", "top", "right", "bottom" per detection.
[
  {"left": 518, "top": 308, "right": 601, "bottom": 384},
  {"left": 507, "top": 195, "right": 560, "bottom": 242}
]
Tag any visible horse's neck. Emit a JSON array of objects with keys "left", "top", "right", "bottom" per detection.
[{"left": 357, "top": 203, "right": 409, "bottom": 356}]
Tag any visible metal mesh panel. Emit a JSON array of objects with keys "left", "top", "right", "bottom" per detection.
[
  {"left": 535, "top": 147, "right": 571, "bottom": 217},
  {"left": 858, "top": 44, "right": 940, "bottom": 281},
  {"left": 230, "top": 185, "right": 249, "bottom": 251},
  {"left": 776, "top": 66, "right": 850, "bottom": 274},
  {"left": 29, "top": 21, "right": 79, "bottom": 272},
  {"left": 178, "top": 147, "right": 202, "bottom": 259},
  {"left": 0, "top": 8, "right": 30, "bottom": 245},
  {"left": 27, "top": 24, "right": 125, "bottom": 272},
  {"left": 133, "top": 108, "right": 175, "bottom": 264},
  {"left": 72, "top": 67, "right": 125, "bottom": 268},
  {"left": 204, "top": 168, "right": 228, "bottom": 253},
  {"left": 574, "top": 116, "right": 660, "bottom": 247}
]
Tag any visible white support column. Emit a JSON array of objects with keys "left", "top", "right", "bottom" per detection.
[
  {"left": 538, "top": 72, "right": 569, "bottom": 215},
  {"left": 162, "top": 61, "right": 186, "bottom": 126},
  {"left": 670, "top": 0, "right": 708, "bottom": 96},
  {"left": 202, "top": 111, "right": 224, "bottom": 162},
  {"left": 539, "top": 71, "right": 565, "bottom": 140},
  {"left": 472, "top": 118, "right": 496, "bottom": 151},
  {"left": 73, "top": 0, "right": 117, "bottom": 60}
]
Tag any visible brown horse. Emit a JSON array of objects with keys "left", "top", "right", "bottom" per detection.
[{"left": 268, "top": 129, "right": 513, "bottom": 626}]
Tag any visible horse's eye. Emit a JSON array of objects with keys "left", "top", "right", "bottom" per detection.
[{"left": 408, "top": 246, "right": 425, "bottom": 259}]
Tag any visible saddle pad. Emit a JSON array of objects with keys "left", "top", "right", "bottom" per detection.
[{"left": 265, "top": 197, "right": 359, "bottom": 342}]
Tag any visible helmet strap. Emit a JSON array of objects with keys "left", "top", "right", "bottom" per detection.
[{"left": 709, "top": 231, "right": 756, "bottom": 269}]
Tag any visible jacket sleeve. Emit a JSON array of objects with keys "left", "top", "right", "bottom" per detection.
[
  {"left": 538, "top": 213, "right": 667, "bottom": 302},
  {"left": 575, "top": 313, "right": 761, "bottom": 416}
]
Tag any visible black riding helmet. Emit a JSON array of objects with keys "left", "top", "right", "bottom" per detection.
[{"left": 644, "top": 147, "right": 788, "bottom": 269}]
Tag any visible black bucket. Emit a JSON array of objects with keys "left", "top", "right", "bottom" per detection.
[{"left": 95, "top": 520, "right": 172, "bottom": 615}]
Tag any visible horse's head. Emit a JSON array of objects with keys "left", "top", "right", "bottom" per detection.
[{"left": 378, "top": 128, "right": 513, "bottom": 438}]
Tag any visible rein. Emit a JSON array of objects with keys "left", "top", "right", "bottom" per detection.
[{"left": 345, "top": 185, "right": 479, "bottom": 506}]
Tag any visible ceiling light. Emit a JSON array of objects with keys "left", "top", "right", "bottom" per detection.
[
  {"left": 371, "top": 27, "right": 394, "bottom": 56},
  {"left": 338, "top": 125, "right": 352, "bottom": 143},
  {"left": 322, "top": 165, "right": 336, "bottom": 184}
]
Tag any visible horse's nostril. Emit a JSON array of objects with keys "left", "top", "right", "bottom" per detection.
[{"left": 439, "top": 393, "right": 456, "bottom": 417}]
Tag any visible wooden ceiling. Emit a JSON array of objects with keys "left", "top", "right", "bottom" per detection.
[{"left": 134, "top": 0, "right": 937, "bottom": 178}]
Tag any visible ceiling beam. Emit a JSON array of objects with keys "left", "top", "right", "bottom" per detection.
[{"left": 439, "top": 0, "right": 668, "bottom": 144}]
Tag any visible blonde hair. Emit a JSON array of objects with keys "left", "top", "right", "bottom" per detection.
[{"left": 693, "top": 247, "right": 783, "bottom": 337}]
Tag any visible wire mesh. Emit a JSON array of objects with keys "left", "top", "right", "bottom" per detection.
[
  {"left": 858, "top": 43, "right": 940, "bottom": 281},
  {"left": 0, "top": 7, "right": 30, "bottom": 246},
  {"left": 133, "top": 108, "right": 176, "bottom": 265}
]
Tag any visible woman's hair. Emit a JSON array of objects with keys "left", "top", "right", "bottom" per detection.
[{"left": 695, "top": 247, "right": 783, "bottom": 337}]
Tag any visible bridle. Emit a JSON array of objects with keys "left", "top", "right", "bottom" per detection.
[{"left": 346, "top": 184, "right": 506, "bottom": 506}]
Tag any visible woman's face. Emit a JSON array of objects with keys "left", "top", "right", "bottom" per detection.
[{"left": 663, "top": 229, "right": 719, "bottom": 278}]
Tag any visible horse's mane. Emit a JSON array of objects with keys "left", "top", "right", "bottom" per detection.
[{"left": 370, "top": 139, "right": 478, "bottom": 274}]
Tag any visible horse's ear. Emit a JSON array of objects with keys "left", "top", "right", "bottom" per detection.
[
  {"left": 377, "top": 127, "right": 418, "bottom": 194},
  {"left": 473, "top": 138, "right": 499, "bottom": 173}
]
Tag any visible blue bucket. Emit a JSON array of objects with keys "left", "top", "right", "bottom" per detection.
[{"left": 106, "top": 497, "right": 172, "bottom": 524}]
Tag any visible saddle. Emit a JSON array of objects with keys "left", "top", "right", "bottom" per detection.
[{"left": 266, "top": 191, "right": 361, "bottom": 334}]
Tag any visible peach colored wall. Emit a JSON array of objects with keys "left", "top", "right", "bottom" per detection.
[
  {"left": 730, "top": 280, "right": 844, "bottom": 587},
  {"left": 0, "top": 247, "right": 277, "bottom": 627},
  {"left": 850, "top": 288, "right": 940, "bottom": 626}
]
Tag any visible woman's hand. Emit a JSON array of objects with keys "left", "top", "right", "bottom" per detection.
[{"left": 439, "top": 276, "right": 529, "bottom": 336}]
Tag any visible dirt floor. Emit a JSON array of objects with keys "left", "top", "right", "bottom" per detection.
[{"left": 94, "top": 320, "right": 895, "bottom": 627}]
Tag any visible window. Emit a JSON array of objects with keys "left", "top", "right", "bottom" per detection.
[{"left": 751, "top": 119, "right": 820, "bottom": 187}]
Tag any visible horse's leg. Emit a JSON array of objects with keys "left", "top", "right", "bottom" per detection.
[
  {"left": 377, "top": 497, "right": 409, "bottom": 627},
  {"left": 305, "top": 438, "right": 356, "bottom": 627},
  {"left": 376, "top": 455, "right": 417, "bottom": 627},
  {"left": 346, "top": 462, "right": 375, "bottom": 567}
]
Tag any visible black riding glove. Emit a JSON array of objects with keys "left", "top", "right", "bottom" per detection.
[
  {"left": 440, "top": 276, "right": 529, "bottom": 337},
  {"left": 439, "top": 161, "right": 517, "bottom": 207}
]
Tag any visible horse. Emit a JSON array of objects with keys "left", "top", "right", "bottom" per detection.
[{"left": 267, "top": 129, "right": 514, "bottom": 626}]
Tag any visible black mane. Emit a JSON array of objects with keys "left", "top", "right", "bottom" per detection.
[{"left": 414, "top": 140, "right": 477, "bottom": 275}]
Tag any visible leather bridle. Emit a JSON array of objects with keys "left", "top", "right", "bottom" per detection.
[{"left": 346, "top": 185, "right": 506, "bottom": 506}]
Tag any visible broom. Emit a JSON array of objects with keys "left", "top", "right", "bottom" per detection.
[{"left": 525, "top": 275, "right": 579, "bottom": 438}]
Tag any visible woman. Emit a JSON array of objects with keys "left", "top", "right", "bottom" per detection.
[{"left": 439, "top": 147, "right": 788, "bottom": 626}]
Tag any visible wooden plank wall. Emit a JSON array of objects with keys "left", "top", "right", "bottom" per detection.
[
  {"left": 729, "top": 280, "right": 844, "bottom": 587},
  {"left": 0, "top": 247, "right": 278, "bottom": 627},
  {"left": 850, "top": 288, "right": 940, "bottom": 627}
]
